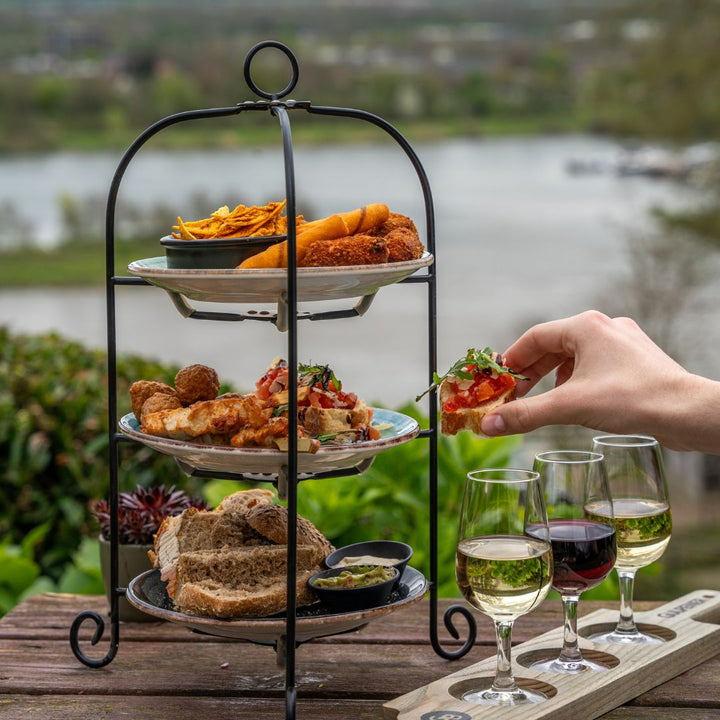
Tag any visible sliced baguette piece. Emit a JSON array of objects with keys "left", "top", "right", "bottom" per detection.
[
  {"left": 150, "top": 508, "right": 220, "bottom": 597},
  {"left": 439, "top": 380, "right": 516, "bottom": 437},
  {"left": 176, "top": 545, "right": 320, "bottom": 585},
  {"left": 174, "top": 570, "right": 317, "bottom": 618}
]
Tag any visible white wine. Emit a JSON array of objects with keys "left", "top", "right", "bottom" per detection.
[
  {"left": 456, "top": 535, "right": 552, "bottom": 620},
  {"left": 585, "top": 498, "right": 671, "bottom": 570}
]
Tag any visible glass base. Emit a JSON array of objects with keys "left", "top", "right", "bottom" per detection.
[
  {"left": 529, "top": 654, "right": 612, "bottom": 674},
  {"left": 461, "top": 686, "right": 548, "bottom": 706},
  {"left": 588, "top": 627, "right": 666, "bottom": 645}
]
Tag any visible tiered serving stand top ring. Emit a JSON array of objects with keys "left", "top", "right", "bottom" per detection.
[{"left": 68, "top": 40, "right": 476, "bottom": 719}]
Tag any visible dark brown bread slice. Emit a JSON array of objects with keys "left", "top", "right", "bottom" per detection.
[
  {"left": 174, "top": 570, "right": 317, "bottom": 618},
  {"left": 176, "top": 545, "right": 319, "bottom": 584},
  {"left": 245, "top": 503, "right": 334, "bottom": 565}
]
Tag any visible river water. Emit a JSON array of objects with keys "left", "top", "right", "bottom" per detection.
[{"left": 0, "top": 135, "right": 707, "bottom": 407}]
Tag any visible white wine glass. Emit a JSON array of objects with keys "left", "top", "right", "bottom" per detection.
[
  {"left": 528, "top": 451, "right": 616, "bottom": 673},
  {"left": 456, "top": 468, "right": 552, "bottom": 706},
  {"left": 586, "top": 435, "right": 672, "bottom": 644}
]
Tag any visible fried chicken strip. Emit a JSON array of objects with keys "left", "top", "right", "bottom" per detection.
[
  {"left": 300, "top": 234, "right": 389, "bottom": 267},
  {"left": 141, "top": 395, "right": 267, "bottom": 442},
  {"left": 230, "top": 416, "right": 320, "bottom": 453}
]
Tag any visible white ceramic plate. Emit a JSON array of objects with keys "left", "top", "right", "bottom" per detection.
[
  {"left": 126, "top": 566, "right": 427, "bottom": 645},
  {"left": 126, "top": 252, "right": 433, "bottom": 303},
  {"left": 118, "top": 408, "right": 419, "bottom": 476}
]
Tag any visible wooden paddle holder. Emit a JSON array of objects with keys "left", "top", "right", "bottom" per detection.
[{"left": 384, "top": 589, "right": 720, "bottom": 720}]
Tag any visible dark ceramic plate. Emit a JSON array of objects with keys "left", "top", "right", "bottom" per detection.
[
  {"left": 160, "top": 234, "right": 285, "bottom": 269},
  {"left": 126, "top": 566, "right": 427, "bottom": 645}
]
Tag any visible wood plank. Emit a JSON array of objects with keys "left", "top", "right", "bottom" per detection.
[
  {"left": 0, "top": 593, "right": 660, "bottom": 646},
  {"left": 2, "top": 696, "right": 716, "bottom": 720},
  {"left": 0, "top": 637, "right": 489, "bottom": 699},
  {"left": 385, "top": 590, "right": 720, "bottom": 720}
]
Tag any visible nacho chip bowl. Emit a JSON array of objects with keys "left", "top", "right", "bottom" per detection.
[{"left": 160, "top": 234, "right": 286, "bottom": 269}]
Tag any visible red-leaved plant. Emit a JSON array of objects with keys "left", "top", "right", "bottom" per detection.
[{"left": 90, "top": 484, "right": 209, "bottom": 545}]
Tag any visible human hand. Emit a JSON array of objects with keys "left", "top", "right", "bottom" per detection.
[{"left": 479, "top": 311, "right": 713, "bottom": 451}]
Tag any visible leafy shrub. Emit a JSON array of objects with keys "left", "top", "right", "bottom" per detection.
[{"left": 0, "top": 326, "right": 209, "bottom": 582}]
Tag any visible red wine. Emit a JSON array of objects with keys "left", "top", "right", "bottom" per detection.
[{"left": 547, "top": 519, "right": 616, "bottom": 594}]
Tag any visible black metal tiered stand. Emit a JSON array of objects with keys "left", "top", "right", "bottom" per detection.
[{"left": 69, "top": 41, "right": 476, "bottom": 719}]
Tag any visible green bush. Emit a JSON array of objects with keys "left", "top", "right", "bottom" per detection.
[{"left": 0, "top": 326, "right": 206, "bottom": 583}]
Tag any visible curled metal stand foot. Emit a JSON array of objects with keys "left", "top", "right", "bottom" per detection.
[
  {"left": 430, "top": 597, "right": 477, "bottom": 660},
  {"left": 69, "top": 610, "right": 119, "bottom": 668}
]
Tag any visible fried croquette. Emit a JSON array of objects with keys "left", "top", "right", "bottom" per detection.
[
  {"left": 384, "top": 227, "right": 424, "bottom": 262},
  {"left": 141, "top": 392, "right": 183, "bottom": 420},
  {"left": 174, "top": 364, "right": 220, "bottom": 405},
  {"left": 129, "top": 380, "right": 176, "bottom": 419},
  {"left": 374, "top": 212, "right": 418, "bottom": 237},
  {"left": 300, "top": 234, "right": 389, "bottom": 267}
]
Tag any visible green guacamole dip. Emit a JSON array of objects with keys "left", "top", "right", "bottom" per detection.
[{"left": 314, "top": 565, "right": 395, "bottom": 589}]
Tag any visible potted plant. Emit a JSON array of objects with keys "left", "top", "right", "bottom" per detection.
[{"left": 91, "top": 484, "right": 209, "bottom": 621}]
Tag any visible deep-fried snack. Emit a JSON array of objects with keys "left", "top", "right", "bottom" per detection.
[
  {"left": 374, "top": 212, "right": 418, "bottom": 237},
  {"left": 129, "top": 380, "right": 176, "bottom": 420},
  {"left": 384, "top": 228, "right": 424, "bottom": 262},
  {"left": 141, "top": 392, "right": 183, "bottom": 420},
  {"left": 174, "top": 364, "right": 220, "bottom": 405},
  {"left": 172, "top": 201, "right": 287, "bottom": 240},
  {"left": 239, "top": 204, "right": 390, "bottom": 269},
  {"left": 300, "top": 234, "right": 389, "bottom": 267},
  {"left": 141, "top": 395, "right": 267, "bottom": 442}
]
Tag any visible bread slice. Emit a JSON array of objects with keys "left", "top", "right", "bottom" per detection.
[
  {"left": 174, "top": 571, "right": 317, "bottom": 618},
  {"left": 174, "top": 545, "right": 319, "bottom": 618},
  {"left": 440, "top": 380, "right": 516, "bottom": 437}
]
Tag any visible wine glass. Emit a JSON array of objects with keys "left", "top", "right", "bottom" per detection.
[
  {"left": 527, "top": 451, "right": 616, "bottom": 673},
  {"left": 586, "top": 435, "right": 672, "bottom": 644},
  {"left": 456, "top": 468, "right": 552, "bottom": 706}
]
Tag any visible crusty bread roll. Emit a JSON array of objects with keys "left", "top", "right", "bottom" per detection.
[
  {"left": 245, "top": 503, "right": 334, "bottom": 566},
  {"left": 439, "top": 380, "right": 516, "bottom": 437}
]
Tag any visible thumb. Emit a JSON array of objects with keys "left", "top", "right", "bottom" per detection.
[{"left": 480, "top": 390, "right": 575, "bottom": 436}]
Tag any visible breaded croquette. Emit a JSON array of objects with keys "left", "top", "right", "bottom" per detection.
[
  {"left": 130, "top": 380, "right": 176, "bottom": 420},
  {"left": 174, "top": 364, "right": 220, "bottom": 405}
]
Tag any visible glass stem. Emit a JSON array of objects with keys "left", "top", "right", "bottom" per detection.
[
  {"left": 557, "top": 594, "right": 583, "bottom": 664},
  {"left": 491, "top": 620, "right": 518, "bottom": 692},
  {"left": 616, "top": 569, "right": 638, "bottom": 634}
]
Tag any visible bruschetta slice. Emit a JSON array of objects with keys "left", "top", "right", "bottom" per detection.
[{"left": 418, "top": 348, "right": 527, "bottom": 436}]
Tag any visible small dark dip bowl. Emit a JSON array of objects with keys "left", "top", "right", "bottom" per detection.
[
  {"left": 324, "top": 540, "right": 413, "bottom": 578},
  {"left": 160, "top": 234, "right": 285, "bottom": 270},
  {"left": 309, "top": 565, "right": 399, "bottom": 613}
]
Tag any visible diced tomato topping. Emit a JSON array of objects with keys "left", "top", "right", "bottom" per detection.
[
  {"left": 442, "top": 368, "right": 515, "bottom": 413},
  {"left": 256, "top": 363, "right": 357, "bottom": 409}
]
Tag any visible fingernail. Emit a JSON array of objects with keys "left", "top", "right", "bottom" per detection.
[{"left": 481, "top": 413, "right": 506, "bottom": 436}]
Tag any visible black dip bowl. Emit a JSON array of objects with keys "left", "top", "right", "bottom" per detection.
[
  {"left": 324, "top": 540, "right": 413, "bottom": 579},
  {"left": 160, "top": 234, "right": 285, "bottom": 269},
  {"left": 309, "top": 565, "right": 399, "bottom": 613}
]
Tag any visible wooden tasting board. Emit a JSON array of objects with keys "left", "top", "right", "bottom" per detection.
[{"left": 383, "top": 589, "right": 720, "bottom": 720}]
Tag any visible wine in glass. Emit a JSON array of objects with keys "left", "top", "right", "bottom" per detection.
[
  {"left": 527, "top": 450, "right": 616, "bottom": 673},
  {"left": 456, "top": 468, "right": 552, "bottom": 706},
  {"left": 585, "top": 435, "right": 672, "bottom": 644}
]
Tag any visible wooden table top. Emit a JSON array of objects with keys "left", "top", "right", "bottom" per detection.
[{"left": 2, "top": 593, "right": 720, "bottom": 720}]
